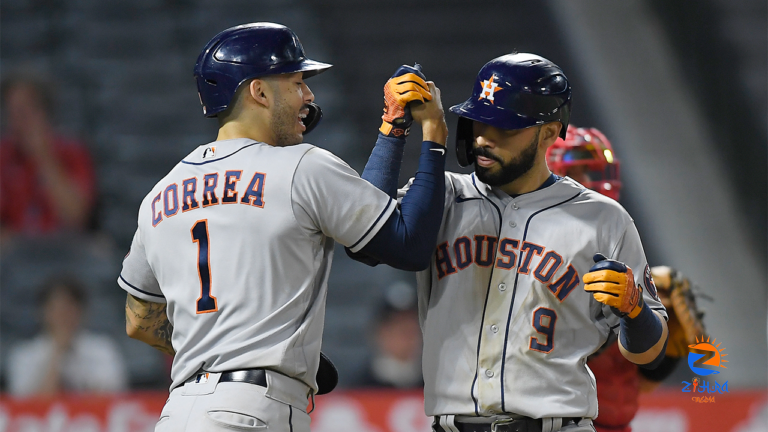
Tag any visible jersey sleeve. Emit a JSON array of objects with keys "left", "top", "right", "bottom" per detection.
[
  {"left": 609, "top": 220, "right": 667, "bottom": 322},
  {"left": 292, "top": 147, "right": 396, "bottom": 252},
  {"left": 117, "top": 226, "right": 165, "bottom": 303}
]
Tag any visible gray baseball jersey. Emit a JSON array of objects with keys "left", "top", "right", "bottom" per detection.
[
  {"left": 398, "top": 173, "right": 666, "bottom": 419},
  {"left": 118, "top": 138, "right": 395, "bottom": 392}
]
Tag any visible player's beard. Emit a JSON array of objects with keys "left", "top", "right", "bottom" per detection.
[
  {"left": 270, "top": 98, "right": 303, "bottom": 147},
  {"left": 474, "top": 128, "right": 540, "bottom": 187}
]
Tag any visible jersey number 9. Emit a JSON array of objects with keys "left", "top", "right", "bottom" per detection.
[{"left": 529, "top": 307, "right": 556, "bottom": 353}]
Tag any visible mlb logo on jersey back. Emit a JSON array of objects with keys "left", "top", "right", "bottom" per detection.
[{"left": 202, "top": 146, "right": 217, "bottom": 159}]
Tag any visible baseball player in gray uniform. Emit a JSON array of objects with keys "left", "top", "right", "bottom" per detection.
[
  {"left": 118, "top": 23, "right": 448, "bottom": 431},
  {"left": 351, "top": 53, "right": 669, "bottom": 432}
]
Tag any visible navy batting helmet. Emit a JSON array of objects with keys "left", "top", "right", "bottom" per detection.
[
  {"left": 194, "top": 23, "right": 332, "bottom": 119},
  {"left": 449, "top": 53, "right": 572, "bottom": 167}
]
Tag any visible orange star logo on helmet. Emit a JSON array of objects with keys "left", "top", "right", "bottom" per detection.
[{"left": 478, "top": 75, "right": 502, "bottom": 104}]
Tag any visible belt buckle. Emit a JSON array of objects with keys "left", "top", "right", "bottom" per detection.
[{"left": 491, "top": 418, "right": 516, "bottom": 432}]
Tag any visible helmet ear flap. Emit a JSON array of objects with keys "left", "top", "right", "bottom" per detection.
[
  {"left": 302, "top": 103, "right": 323, "bottom": 135},
  {"left": 455, "top": 117, "right": 475, "bottom": 167},
  {"left": 558, "top": 104, "right": 570, "bottom": 139}
]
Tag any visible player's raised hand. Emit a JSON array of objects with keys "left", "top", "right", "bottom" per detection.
[
  {"left": 380, "top": 64, "right": 432, "bottom": 137},
  {"left": 583, "top": 253, "right": 643, "bottom": 318},
  {"left": 410, "top": 81, "right": 447, "bottom": 146}
]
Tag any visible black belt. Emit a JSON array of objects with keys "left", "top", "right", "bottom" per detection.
[
  {"left": 188, "top": 368, "right": 268, "bottom": 387},
  {"left": 219, "top": 368, "right": 268, "bottom": 387},
  {"left": 434, "top": 416, "right": 581, "bottom": 432}
]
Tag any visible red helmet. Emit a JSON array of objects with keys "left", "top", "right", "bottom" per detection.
[{"left": 546, "top": 125, "right": 621, "bottom": 200}]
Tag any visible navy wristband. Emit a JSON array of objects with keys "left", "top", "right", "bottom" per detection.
[{"left": 620, "top": 304, "right": 666, "bottom": 368}]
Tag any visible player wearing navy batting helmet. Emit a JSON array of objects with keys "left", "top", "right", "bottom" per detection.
[
  {"left": 119, "top": 22, "right": 449, "bottom": 431},
  {"left": 352, "top": 53, "right": 669, "bottom": 432}
]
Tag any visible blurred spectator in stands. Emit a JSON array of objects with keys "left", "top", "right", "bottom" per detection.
[
  {"left": 0, "top": 72, "right": 96, "bottom": 237},
  {"left": 360, "top": 281, "right": 423, "bottom": 388},
  {"left": 6, "top": 275, "right": 128, "bottom": 396}
]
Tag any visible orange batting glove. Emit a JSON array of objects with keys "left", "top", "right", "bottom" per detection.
[
  {"left": 584, "top": 253, "right": 644, "bottom": 318},
  {"left": 380, "top": 64, "right": 432, "bottom": 137}
]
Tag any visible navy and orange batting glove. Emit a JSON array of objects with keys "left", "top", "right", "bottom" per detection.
[
  {"left": 380, "top": 64, "right": 432, "bottom": 137},
  {"left": 584, "top": 253, "right": 644, "bottom": 318}
]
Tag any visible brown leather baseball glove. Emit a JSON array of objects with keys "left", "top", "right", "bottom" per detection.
[{"left": 651, "top": 266, "right": 707, "bottom": 358}]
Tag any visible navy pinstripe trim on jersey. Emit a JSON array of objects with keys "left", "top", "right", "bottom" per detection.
[
  {"left": 652, "top": 307, "right": 666, "bottom": 312},
  {"left": 456, "top": 195, "right": 483, "bottom": 203},
  {"left": 289, "top": 406, "right": 293, "bottom": 432},
  {"left": 349, "top": 198, "right": 395, "bottom": 250},
  {"left": 500, "top": 188, "right": 585, "bottom": 412},
  {"left": 119, "top": 275, "right": 164, "bottom": 298},
  {"left": 469, "top": 175, "right": 503, "bottom": 416},
  {"left": 610, "top": 323, "right": 621, "bottom": 330},
  {"left": 181, "top": 142, "right": 260, "bottom": 165}
]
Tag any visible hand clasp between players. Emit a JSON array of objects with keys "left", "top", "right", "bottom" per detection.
[
  {"left": 380, "top": 64, "right": 447, "bottom": 145},
  {"left": 583, "top": 253, "right": 643, "bottom": 318}
]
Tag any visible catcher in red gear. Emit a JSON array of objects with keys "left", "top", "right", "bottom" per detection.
[{"left": 547, "top": 125, "right": 707, "bottom": 432}]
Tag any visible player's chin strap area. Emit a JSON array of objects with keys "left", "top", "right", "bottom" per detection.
[{"left": 434, "top": 414, "right": 584, "bottom": 432}]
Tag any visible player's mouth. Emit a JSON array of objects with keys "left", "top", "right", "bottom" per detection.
[
  {"left": 476, "top": 156, "right": 497, "bottom": 167},
  {"left": 474, "top": 147, "right": 502, "bottom": 167},
  {"left": 298, "top": 110, "right": 308, "bottom": 132}
]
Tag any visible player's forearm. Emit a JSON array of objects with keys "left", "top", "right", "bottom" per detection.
[
  {"left": 618, "top": 305, "right": 668, "bottom": 368},
  {"left": 355, "top": 140, "right": 446, "bottom": 270},
  {"left": 125, "top": 294, "right": 175, "bottom": 356},
  {"left": 361, "top": 133, "right": 407, "bottom": 198}
]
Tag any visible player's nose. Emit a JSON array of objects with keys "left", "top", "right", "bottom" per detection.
[
  {"left": 302, "top": 83, "right": 315, "bottom": 103},
  {"left": 474, "top": 133, "right": 494, "bottom": 148},
  {"left": 472, "top": 122, "right": 495, "bottom": 148}
]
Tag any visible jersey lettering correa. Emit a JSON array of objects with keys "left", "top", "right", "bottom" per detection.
[{"left": 152, "top": 170, "right": 267, "bottom": 227}]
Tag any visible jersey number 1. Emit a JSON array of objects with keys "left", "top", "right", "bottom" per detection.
[{"left": 192, "top": 220, "right": 218, "bottom": 314}]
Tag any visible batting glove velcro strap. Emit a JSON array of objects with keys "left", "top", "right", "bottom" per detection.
[
  {"left": 380, "top": 64, "right": 432, "bottom": 137},
  {"left": 584, "top": 253, "right": 643, "bottom": 318}
]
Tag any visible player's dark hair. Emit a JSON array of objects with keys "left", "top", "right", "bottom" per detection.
[
  {"left": 216, "top": 76, "right": 283, "bottom": 128},
  {"left": 216, "top": 80, "right": 255, "bottom": 128}
]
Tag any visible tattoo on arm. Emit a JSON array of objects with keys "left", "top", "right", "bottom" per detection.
[{"left": 125, "top": 294, "right": 175, "bottom": 356}]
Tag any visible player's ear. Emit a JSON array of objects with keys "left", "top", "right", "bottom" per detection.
[
  {"left": 540, "top": 122, "right": 562, "bottom": 148},
  {"left": 248, "top": 79, "right": 270, "bottom": 108}
]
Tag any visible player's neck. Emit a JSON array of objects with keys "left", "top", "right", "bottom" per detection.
[
  {"left": 497, "top": 163, "right": 552, "bottom": 197},
  {"left": 216, "top": 118, "right": 275, "bottom": 145}
]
